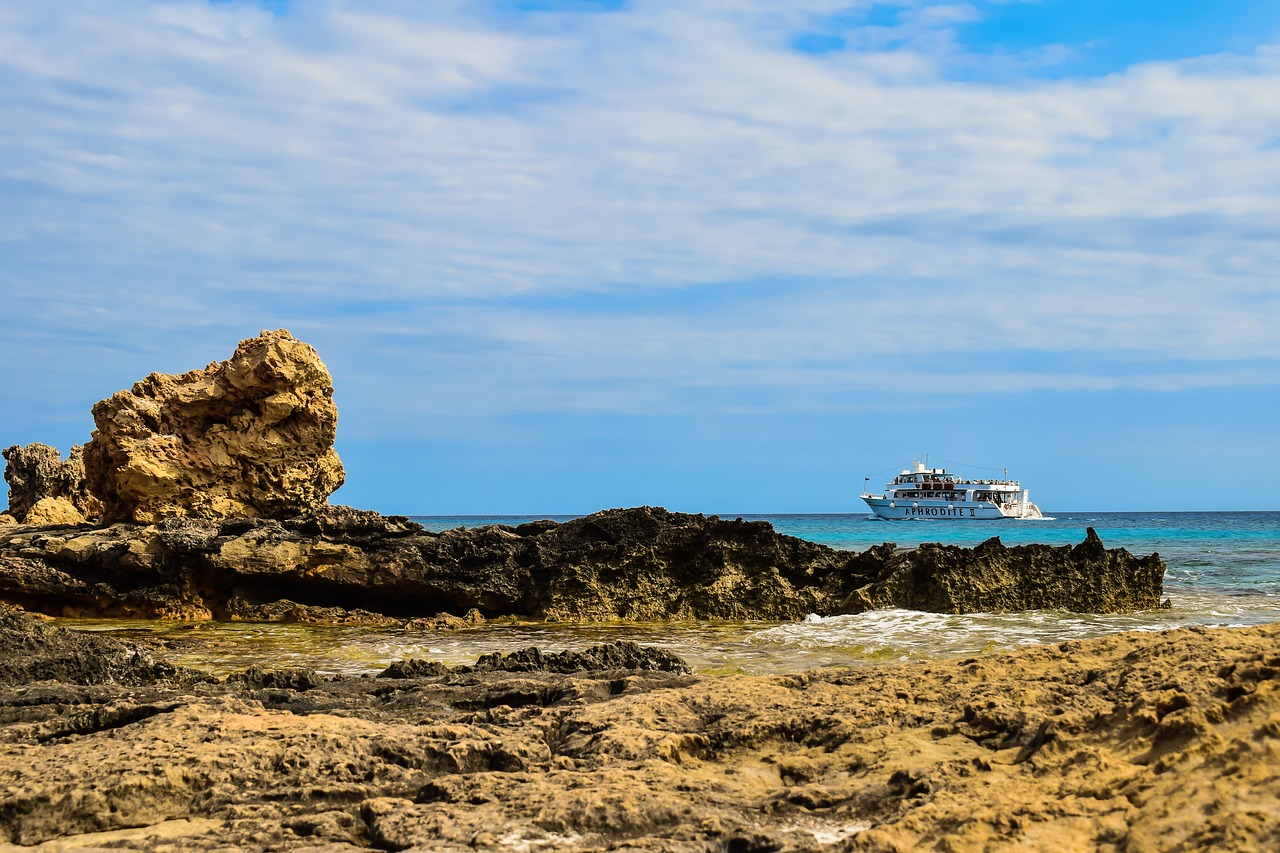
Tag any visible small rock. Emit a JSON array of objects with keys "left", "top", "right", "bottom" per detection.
[
  {"left": 22, "top": 496, "right": 87, "bottom": 527},
  {"left": 2, "top": 443, "right": 101, "bottom": 523}
]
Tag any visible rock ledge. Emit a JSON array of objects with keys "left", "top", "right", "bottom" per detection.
[{"left": 0, "top": 506, "right": 1165, "bottom": 621}]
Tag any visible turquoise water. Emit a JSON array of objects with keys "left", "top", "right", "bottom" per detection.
[
  {"left": 414, "top": 511, "right": 1280, "bottom": 597},
  {"left": 71, "top": 512, "right": 1280, "bottom": 677}
]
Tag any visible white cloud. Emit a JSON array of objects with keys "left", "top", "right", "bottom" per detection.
[{"left": 0, "top": 0, "right": 1278, "bottom": 420}]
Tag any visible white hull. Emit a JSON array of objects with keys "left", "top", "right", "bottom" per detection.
[
  {"left": 860, "top": 459, "right": 1044, "bottom": 520},
  {"left": 860, "top": 495, "right": 1044, "bottom": 520}
]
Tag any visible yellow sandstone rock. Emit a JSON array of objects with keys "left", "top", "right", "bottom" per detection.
[
  {"left": 84, "top": 330, "right": 345, "bottom": 523},
  {"left": 22, "top": 497, "right": 86, "bottom": 527}
]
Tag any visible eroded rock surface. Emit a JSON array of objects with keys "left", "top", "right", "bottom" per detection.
[
  {"left": 0, "top": 506, "right": 1165, "bottom": 621},
  {"left": 2, "top": 442, "right": 100, "bottom": 524},
  {"left": 0, "top": 606, "right": 210, "bottom": 688},
  {"left": 21, "top": 496, "right": 87, "bottom": 527},
  {"left": 841, "top": 527, "right": 1167, "bottom": 614},
  {"left": 83, "top": 329, "right": 344, "bottom": 523},
  {"left": 0, "top": 607, "right": 1275, "bottom": 851}
]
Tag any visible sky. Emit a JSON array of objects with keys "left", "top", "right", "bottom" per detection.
[{"left": 1, "top": 0, "right": 1278, "bottom": 514}]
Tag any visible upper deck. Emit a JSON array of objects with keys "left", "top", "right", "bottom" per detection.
[{"left": 888, "top": 461, "right": 1020, "bottom": 491}]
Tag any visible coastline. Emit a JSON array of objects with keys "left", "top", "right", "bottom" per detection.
[{"left": 1, "top": 608, "right": 1277, "bottom": 851}]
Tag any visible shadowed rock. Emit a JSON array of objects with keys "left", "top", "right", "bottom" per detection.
[
  {"left": 2, "top": 443, "right": 100, "bottom": 524},
  {"left": 0, "top": 605, "right": 210, "bottom": 687},
  {"left": 83, "top": 329, "right": 344, "bottom": 523},
  {"left": 377, "top": 641, "right": 690, "bottom": 680},
  {"left": 469, "top": 641, "right": 692, "bottom": 675},
  {"left": 840, "top": 528, "right": 1168, "bottom": 614},
  {"left": 0, "top": 506, "right": 1165, "bottom": 621}
]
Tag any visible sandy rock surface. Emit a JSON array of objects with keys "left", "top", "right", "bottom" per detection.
[
  {"left": 0, "top": 608, "right": 1275, "bottom": 852},
  {"left": 19, "top": 497, "right": 86, "bottom": 527},
  {"left": 82, "top": 329, "right": 344, "bottom": 523}
]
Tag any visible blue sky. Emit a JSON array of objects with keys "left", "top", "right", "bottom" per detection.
[{"left": 1, "top": 0, "right": 1278, "bottom": 513}]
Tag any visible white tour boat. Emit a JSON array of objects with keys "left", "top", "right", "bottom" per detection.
[{"left": 860, "top": 459, "right": 1043, "bottom": 520}]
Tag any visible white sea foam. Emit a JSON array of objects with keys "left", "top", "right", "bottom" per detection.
[{"left": 742, "top": 598, "right": 1280, "bottom": 667}]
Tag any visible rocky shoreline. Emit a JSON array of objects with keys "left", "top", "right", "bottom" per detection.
[
  {"left": 1, "top": 606, "right": 1276, "bottom": 851},
  {"left": 0, "top": 505, "right": 1167, "bottom": 623},
  {"left": 2, "top": 331, "right": 1167, "bottom": 624},
  {"left": 2, "top": 329, "right": 1225, "bottom": 850}
]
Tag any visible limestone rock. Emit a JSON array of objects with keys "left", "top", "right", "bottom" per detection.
[
  {"left": 0, "top": 606, "right": 1276, "bottom": 851},
  {"left": 21, "top": 497, "right": 86, "bottom": 527},
  {"left": 468, "top": 641, "right": 691, "bottom": 675},
  {"left": 0, "top": 513, "right": 14, "bottom": 526},
  {"left": 83, "top": 330, "right": 345, "bottom": 523},
  {"left": 2, "top": 443, "right": 101, "bottom": 523}
]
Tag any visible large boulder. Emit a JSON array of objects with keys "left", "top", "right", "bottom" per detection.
[
  {"left": 2, "top": 443, "right": 100, "bottom": 524},
  {"left": 83, "top": 330, "right": 345, "bottom": 523}
]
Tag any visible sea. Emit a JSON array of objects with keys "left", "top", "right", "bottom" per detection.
[{"left": 70, "top": 511, "right": 1280, "bottom": 677}]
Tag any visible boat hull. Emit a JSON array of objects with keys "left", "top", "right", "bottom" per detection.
[{"left": 861, "top": 496, "right": 1035, "bottom": 520}]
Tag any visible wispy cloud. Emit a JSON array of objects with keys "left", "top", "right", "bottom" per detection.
[{"left": 1, "top": 0, "right": 1278, "bottom": 423}]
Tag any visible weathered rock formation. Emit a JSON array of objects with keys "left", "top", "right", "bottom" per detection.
[
  {"left": 840, "top": 527, "right": 1164, "bottom": 614},
  {"left": 0, "top": 606, "right": 1276, "bottom": 851},
  {"left": 0, "top": 506, "right": 1165, "bottom": 621},
  {"left": 2, "top": 442, "right": 100, "bottom": 524},
  {"left": 83, "top": 329, "right": 344, "bottom": 523}
]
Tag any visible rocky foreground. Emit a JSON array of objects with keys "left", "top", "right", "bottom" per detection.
[
  {"left": 0, "top": 506, "right": 1166, "bottom": 621},
  {"left": 0, "top": 607, "right": 1276, "bottom": 852}
]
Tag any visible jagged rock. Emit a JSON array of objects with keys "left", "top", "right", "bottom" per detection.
[
  {"left": 0, "top": 605, "right": 210, "bottom": 687},
  {"left": 403, "top": 609, "right": 486, "bottom": 631},
  {"left": 378, "top": 658, "right": 451, "bottom": 679},
  {"left": 468, "top": 641, "right": 692, "bottom": 675},
  {"left": 0, "top": 514, "right": 14, "bottom": 526},
  {"left": 841, "top": 527, "right": 1168, "bottom": 614},
  {"left": 83, "top": 329, "right": 345, "bottom": 523},
  {"left": 229, "top": 665, "right": 325, "bottom": 691},
  {"left": 2, "top": 443, "right": 101, "bottom": 523},
  {"left": 0, "top": 506, "right": 1166, "bottom": 621},
  {"left": 22, "top": 497, "right": 86, "bottom": 527}
]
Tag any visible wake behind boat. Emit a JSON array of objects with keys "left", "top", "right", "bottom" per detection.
[{"left": 861, "top": 459, "right": 1043, "bottom": 520}]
